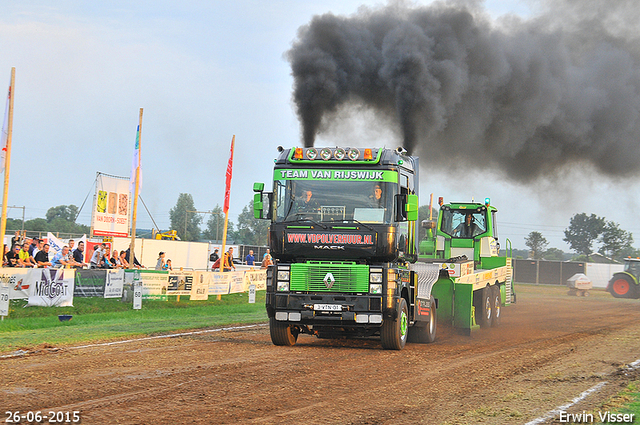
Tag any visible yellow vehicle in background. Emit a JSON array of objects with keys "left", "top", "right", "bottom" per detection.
[{"left": 153, "top": 230, "right": 181, "bottom": 240}]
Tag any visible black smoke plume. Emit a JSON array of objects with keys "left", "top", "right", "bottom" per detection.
[{"left": 287, "top": 1, "right": 640, "bottom": 181}]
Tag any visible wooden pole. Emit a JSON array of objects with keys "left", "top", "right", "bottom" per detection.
[
  {"left": 130, "top": 108, "right": 143, "bottom": 264},
  {"left": 0, "top": 67, "right": 15, "bottom": 254}
]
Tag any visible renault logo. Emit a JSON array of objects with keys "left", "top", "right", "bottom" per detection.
[{"left": 323, "top": 272, "right": 335, "bottom": 289}]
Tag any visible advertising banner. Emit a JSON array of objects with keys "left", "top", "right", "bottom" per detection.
[
  {"left": 1, "top": 268, "right": 30, "bottom": 299},
  {"left": 138, "top": 270, "right": 168, "bottom": 300},
  {"left": 228, "top": 271, "right": 246, "bottom": 294},
  {"left": 104, "top": 269, "right": 125, "bottom": 298},
  {"left": 167, "top": 271, "right": 193, "bottom": 295},
  {"left": 209, "top": 273, "right": 230, "bottom": 295},
  {"left": 190, "top": 272, "right": 210, "bottom": 300},
  {"left": 74, "top": 269, "right": 107, "bottom": 297},
  {"left": 243, "top": 270, "right": 267, "bottom": 291},
  {"left": 92, "top": 173, "right": 130, "bottom": 237},
  {"left": 26, "top": 268, "right": 75, "bottom": 307}
]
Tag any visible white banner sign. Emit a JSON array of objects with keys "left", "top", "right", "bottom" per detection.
[
  {"left": 92, "top": 173, "right": 130, "bottom": 237},
  {"left": 0, "top": 283, "right": 9, "bottom": 316},
  {"left": 243, "top": 270, "right": 267, "bottom": 291},
  {"left": 26, "top": 269, "right": 75, "bottom": 307},
  {"left": 47, "top": 233, "right": 87, "bottom": 261},
  {"left": 104, "top": 269, "right": 125, "bottom": 298},
  {"left": 0, "top": 268, "right": 30, "bottom": 299},
  {"left": 190, "top": 272, "right": 210, "bottom": 300}
]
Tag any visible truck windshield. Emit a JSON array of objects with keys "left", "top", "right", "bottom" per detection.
[
  {"left": 274, "top": 179, "right": 395, "bottom": 224},
  {"left": 440, "top": 209, "right": 487, "bottom": 238}
]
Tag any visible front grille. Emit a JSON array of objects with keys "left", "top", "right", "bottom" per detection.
[{"left": 290, "top": 262, "right": 369, "bottom": 293}]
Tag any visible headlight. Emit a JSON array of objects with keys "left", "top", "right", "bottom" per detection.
[
  {"left": 369, "top": 273, "right": 382, "bottom": 283},
  {"left": 277, "top": 270, "right": 290, "bottom": 281},
  {"left": 277, "top": 281, "right": 289, "bottom": 291},
  {"left": 370, "top": 284, "right": 383, "bottom": 294}
]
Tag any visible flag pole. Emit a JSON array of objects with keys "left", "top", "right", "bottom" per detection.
[
  {"left": 130, "top": 108, "right": 143, "bottom": 263},
  {"left": 0, "top": 67, "right": 15, "bottom": 254},
  {"left": 219, "top": 135, "right": 235, "bottom": 300}
]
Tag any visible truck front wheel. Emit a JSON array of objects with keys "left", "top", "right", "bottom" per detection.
[
  {"left": 381, "top": 298, "right": 408, "bottom": 350},
  {"left": 269, "top": 317, "right": 298, "bottom": 346}
]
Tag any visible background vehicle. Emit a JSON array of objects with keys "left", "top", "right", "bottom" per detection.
[
  {"left": 607, "top": 258, "right": 640, "bottom": 299},
  {"left": 254, "top": 146, "right": 514, "bottom": 349}
]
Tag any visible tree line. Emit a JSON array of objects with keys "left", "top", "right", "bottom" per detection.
[
  {"left": 525, "top": 212, "right": 636, "bottom": 261},
  {"left": 168, "top": 193, "right": 268, "bottom": 245}
]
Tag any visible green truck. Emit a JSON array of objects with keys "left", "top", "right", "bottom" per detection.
[{"left": 254, "top": 146, "right": 514, "bottom": 350}]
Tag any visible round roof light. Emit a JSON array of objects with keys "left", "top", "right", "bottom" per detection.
[
  {"left": 306, "top": 148, "right": 318, "bottom": 160},
  {"left": 334, "top": 147, "right": 346, "bottom": 160},
  {"left": 320, "top": 148, "right": 332, "bottom": 160},
  {"left": 347, "top": 148, "right": 360, "bottom": 161}
]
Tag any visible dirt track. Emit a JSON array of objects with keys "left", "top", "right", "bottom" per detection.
[{"left": 2, "top": 285, "right": 640, "bottom": 425}]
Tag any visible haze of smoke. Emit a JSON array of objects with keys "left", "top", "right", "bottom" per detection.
[{"left": 287, "top": 0, "right": 640, "bottom": 181}]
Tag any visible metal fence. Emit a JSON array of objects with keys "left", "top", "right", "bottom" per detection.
[{"left": 514, "top": 259, "right": 586, "bottom": 285}]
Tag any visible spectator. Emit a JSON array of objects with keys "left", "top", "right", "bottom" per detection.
[
  {"left": 155, "top": 252, "right": 166, "bottom": 270},
  {"left": 224, "top": 249, "right": 236, "bottom": 272},
  {"left": 110, "top": 250, "right": 119, "bottom": 268},
  {"left": 6, "top": 244, "right": 19, "bottom": 267},
  {"left": 34, "top": 244, "right": 52, "bottom": 268},
  {"left": 90, "top": 243, "right": 105, "bottom": 269},
  {"left": 73, "top": 241, "right": 87, "bottom": 266},
  {"left": 29, "top": 238, "right": 38, "bottom": 256},
  {"left": 245, "top": 250, "right": 255, "bottom": 266},
  {"left": 118, "top": 250, "right": 130, "bottom": 269},
  {"left": 18, "top": 242, "right": 36, "bottom": 267},
  {"left": 68, "top": 239, "right": 75, "bottom": 253},
  {"left": 163, "top": 259, "right": 172, "bottom": 271},
  {"left": 2, "top": 245, "right": 9, "bottom": 266},
  {"left": 261, "top": 253, "right": 273, "bottom": 269},
  {"left": 32, "top": 239, "right": 43, "bottom": 258},
  {"left": 11, "top": 231, "right": 22, "bottom": 248},
  {"left": 101, "top": 249, "right": 112, "bottom": 269},
  {"left": 209, "top": 249, "right": 219, "bottom": 263},
  {"left": 51, "top": 246, "right": 72, "bottom": 268},
  {"left": 263, "top": 248, "right": 270, "bottom": 260},
  {"left": 125, "top": 245, "right": 143, "bottom": 269}
]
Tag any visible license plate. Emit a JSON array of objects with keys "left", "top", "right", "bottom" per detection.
[{"left": 314, "top": 304, "right": 342, "bottom": 311}]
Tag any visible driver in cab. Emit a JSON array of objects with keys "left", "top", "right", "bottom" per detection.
[
  {"left": 295, "top": 190, "right": 319, "bottom": 213},
  {"left": 453, "top": 213, "right": 480, "bottom": 238}
]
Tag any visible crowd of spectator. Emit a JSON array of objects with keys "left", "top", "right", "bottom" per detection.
[{"left": 2, "top": 231, "right": 144, "bottom": 269}]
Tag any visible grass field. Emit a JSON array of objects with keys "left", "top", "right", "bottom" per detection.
[{"left": 0, "top": 292, "right": 267, "bottom": 353}]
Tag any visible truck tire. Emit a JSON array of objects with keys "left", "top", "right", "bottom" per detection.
[
  {"left": 269, "top": 317, "right": 298, "bottom": 346},
  {"left": 609, "top": 276, "right": 636, "bottom": 299},
  {"left": 381, "top": 298, "right": 408, "bottom": 350},
  {"left": 491, "top": 285, "right": 501, "bottom": 327},
  {"left": 475, "top": 286, "right": 493, "bottom": 328},
  {"left": 408, "top": 299, "right": 437, "bottom": 343}
]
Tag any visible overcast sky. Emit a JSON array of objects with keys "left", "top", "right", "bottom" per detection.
[{"left": 1, "top": 0, "right": 638, "bottom": 252}]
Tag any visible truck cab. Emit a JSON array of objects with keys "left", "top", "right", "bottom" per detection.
[{"left": 254, "top": 146, "right": 432, "bottom": 350}]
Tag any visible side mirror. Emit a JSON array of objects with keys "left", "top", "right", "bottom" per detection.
[
  {"left": 253, "top": 182, "right": 265, "bottom": 219},
  {"left": 406, "top": 194, "right": 418, "bottom": 221}
]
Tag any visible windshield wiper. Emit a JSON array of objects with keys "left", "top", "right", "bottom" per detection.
[
  {"left": 283, "top": 214, "right": 328, "bottom": 229},
  {"left": 340, "top": 218, "right": 375, "bottom": 231}
]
